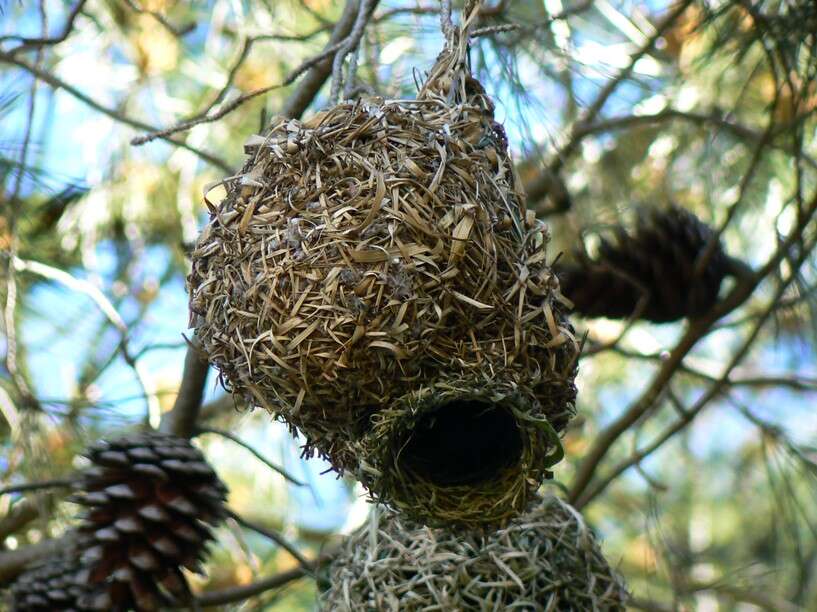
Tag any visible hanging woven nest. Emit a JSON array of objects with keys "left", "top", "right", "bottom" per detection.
[
  {"left": 188, "top": 3, "right": 578, "bottom": 527},
  {"left": 320, "top": 495, "right": 629, "bottom": 611}
]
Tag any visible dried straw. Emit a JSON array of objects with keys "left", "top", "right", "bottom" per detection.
[
  {"left": 320, "top": 495, "right": 629, "bottom": 611},
  {"left": 188, "top": 5, "right": 578, "bottom": 526}
]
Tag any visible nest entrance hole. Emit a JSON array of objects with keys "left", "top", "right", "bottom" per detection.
[{"left": 398, "top": 399, "right": 523, "bottom": 487}]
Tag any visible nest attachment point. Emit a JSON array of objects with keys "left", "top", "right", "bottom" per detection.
[
  {"left": 188, "top": 33, "right": 578, "bottom": 526},
  {"left": 320, "top": 495, "right": 629, "bottom": 611}
]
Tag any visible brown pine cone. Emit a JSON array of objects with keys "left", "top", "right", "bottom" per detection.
[
  {"left": 69, "top": 431, "right": 228, "bottom": 611},
  {"left": 558, "top": 206, "right": 748, "bottom": 322},
  {"left": 8, "top": 553, "right": 91, "bottom": 611}
]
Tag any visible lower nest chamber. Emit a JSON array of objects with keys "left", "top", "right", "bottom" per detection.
[{"left": 319, "top": 495, "right": 629, "bottom": 610}]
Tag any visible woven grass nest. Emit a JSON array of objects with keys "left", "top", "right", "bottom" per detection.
[
  {"left": 320, "top": 495, "right": 628, "bottom": 611},
  {"left": 188, "top": 12, "right": 578, "bottom": 527}
]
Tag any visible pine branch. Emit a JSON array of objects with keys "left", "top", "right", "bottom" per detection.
[
  {"left": 0, "top": 2, "right": 373, "bottom": 580},
  {"left": 12, "top": 256, "right": 161, "bottom": 426},
  {"left": 281, "top": 0, "right": 369, "bottom": 119},
  {"left": 0, "top": 477, "right": 78, "bottom": 496},
  {"left": 0, "top": 50, "right": 231, "bottom": 173},
  {"left": 575, "top": 235, "right": 816, "bottom": 508},
  {"left": 550, "top": 0, "right": 694, "bottom": 172},
  {"left": 158, "top": 337, "right": 209, "bottom": 437}
]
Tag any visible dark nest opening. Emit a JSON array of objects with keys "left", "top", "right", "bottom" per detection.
[
  {"left": 397, "top": 399, "right": 523, "bottom": 487},
  {"left": 357, "top": 383, "right": 567, "bottom": 528}
]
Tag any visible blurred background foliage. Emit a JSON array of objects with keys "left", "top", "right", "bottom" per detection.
[{"left": 1, "top": 0, "right": 816, "bottom": 610}]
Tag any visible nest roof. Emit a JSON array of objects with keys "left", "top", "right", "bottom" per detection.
[
  {"left": 189, "top": 91, "right": 576, "bottom": 417},
  {"left": 189, "top": 92, "right": 576, "bottom": 423}
]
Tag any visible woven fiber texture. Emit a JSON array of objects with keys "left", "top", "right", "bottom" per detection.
[
  {"left": 320, "top": 495, "right": 628, "bottom": 611},
  {"left": 188, "top": 7, "right": 578, "bottom": 527}
]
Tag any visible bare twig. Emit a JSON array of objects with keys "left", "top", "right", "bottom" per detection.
[
  {"left": 130, "top": 1, "right": 375, "bottom": 148},
  {"left": 131, "top": 40, "right": 349, "bottom": 146},
  {"left": 1, "top": 0, "right": 87, "bottom": 53},
  {"left": 225, "top": 508, "right": 312, "bottom": 570},
  {"left": 131, "top": 84, "right": 283, "bottom": 146},
  {"left": 159, "top": 337, "right": 209, "bottom": 438},
  {"left": 550, "top": 0, "right": 694, "bottom": 172},
  {"left": 132, "top": 341, "right": 188, "bottom": 359},
  {"left": 471, "top": 23, "right": 518, "bottom": 36},
  {"left": 197, "top": 27, "right": 333, "bottom": 117},
  {"left": 121, "top": 0, "right": 196, "bottom": 38},
  {"left": 194, "top": 552, "right": 334, "bottom": 607},
  {"left": 574, "top": 108, "right": 763, "bottom": 143},
  {"left": 0, "top": 478, "right": 78, "bottom": 497},
  {"left": 330, "top": 0, "right": 376, "bottom": 103},
  {"left": 440, "top": 0, "right": 455, "bottom": 41},
  {"left": 604, "top": 345, "right": 817, "bottom": 391},
  {"left": 0, "top": 50, "right": 231, "bottom": 172},
  {"left": 281, "top": 0, "right": 364, "bottom": 119},
  {"left": 342, "top": 44, "right": 362, "bottom": 100},
  {"left": 519, "top": 1, "right": 691, "bottom": 208},
  {"left": 530, "top": 104, "right": 815, "bottom": 211},
  {"left": 196, "top": 426, "right": 305, "bottom": 486}
]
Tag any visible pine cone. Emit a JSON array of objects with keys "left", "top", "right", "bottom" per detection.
[
  {"left": 558, "top": 206, "right": 743, "bottom": 322},
  {"left": 8, "top": 553, "right": 91, "bottom": 611},
  {"left": 69, "top": 431, "right": 228, "bottom": 611}
]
